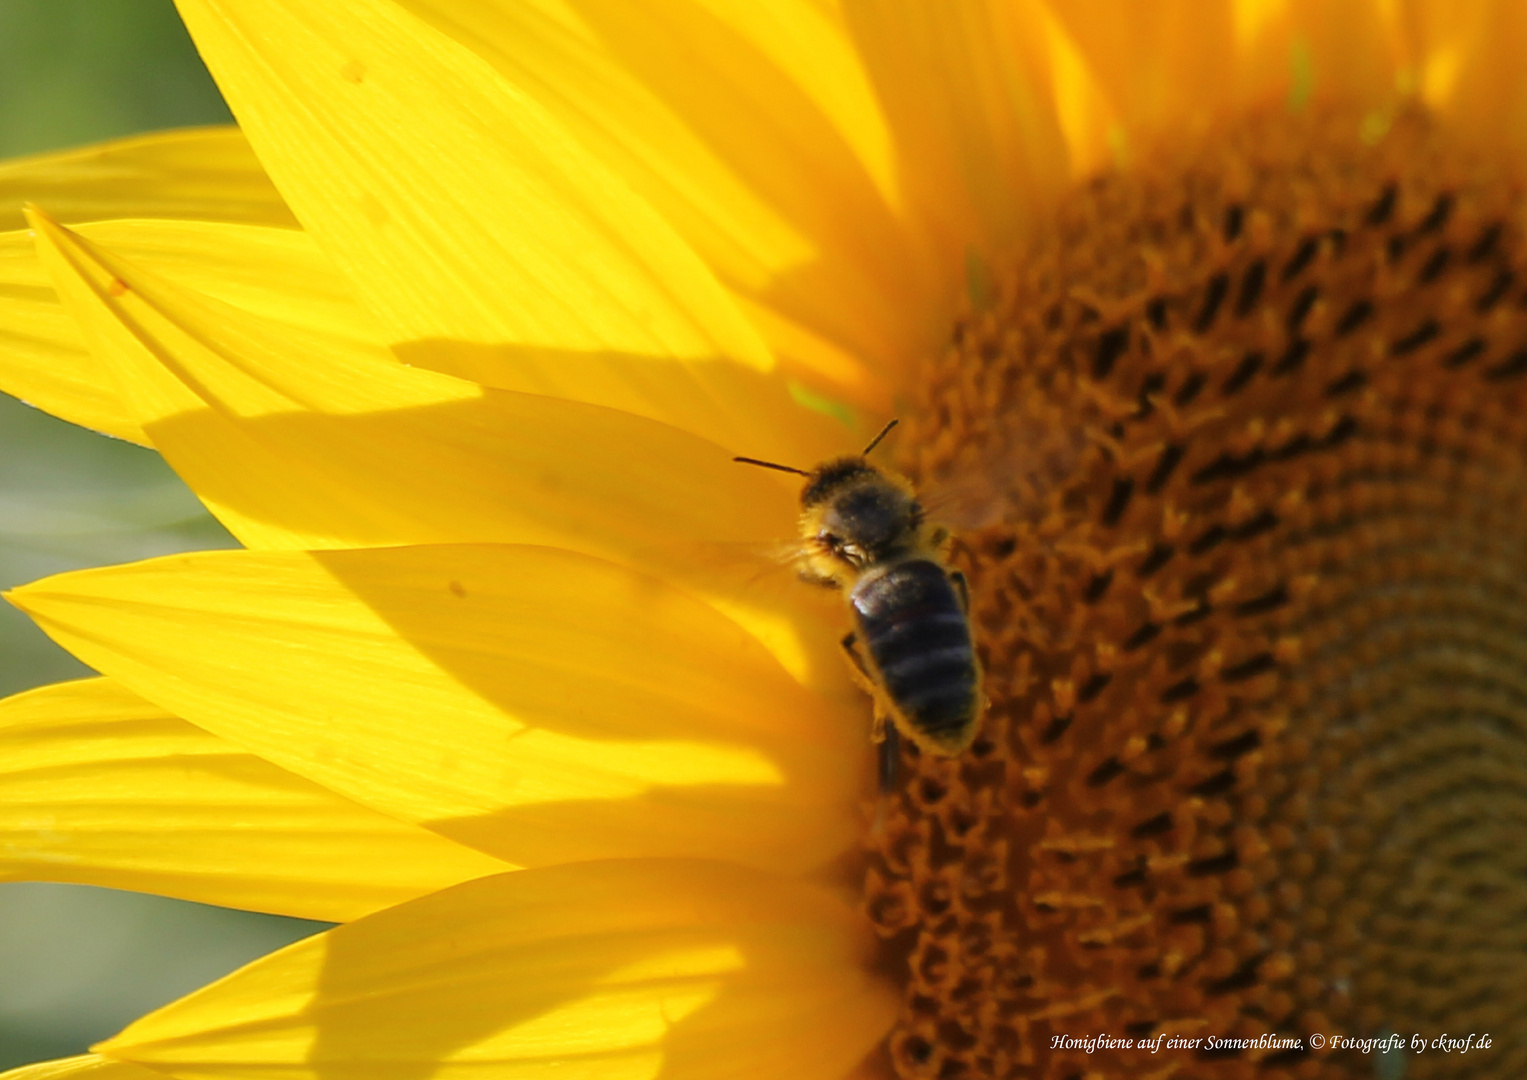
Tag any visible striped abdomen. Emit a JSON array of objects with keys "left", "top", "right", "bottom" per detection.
[{"left": 851, "top": 559, "right": 981, "bottom": 753}]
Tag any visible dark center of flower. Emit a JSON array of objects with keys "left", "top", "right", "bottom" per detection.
[{"left": 862, "top": 107, "right": 1527, "bottom": 1080}]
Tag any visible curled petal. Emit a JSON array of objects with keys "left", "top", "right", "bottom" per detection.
[
  {"left": 0, "top": 1055, "right": 166, "bottom": 1080},
  {"left": 0, "top": 219, "right": 376, "bottom": 444},
  {"left": 0, "top": 127, "right": 292, "bottom": 234}
]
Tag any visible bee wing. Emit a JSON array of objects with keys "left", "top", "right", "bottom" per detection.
[
  {"left": 725, "top": 538, "right": 815, "bottom": 588},
  {"left": 660, "top": 537, "right": 814, "bottom": 593},
  {"left": 914, "top": 416, "right": 1089, "bottom": 532},
  {"left": 918, "top": 469, "right": 1020, "bottom": 532}
]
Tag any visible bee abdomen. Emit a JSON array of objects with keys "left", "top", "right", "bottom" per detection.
[{"left": 851, "top": 560, "right": 980, "bottom": 750}]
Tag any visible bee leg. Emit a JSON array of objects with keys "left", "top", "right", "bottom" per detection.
[
  {"left": 950, "top": 569, "right": 972, "bottom": 614},
  {"left": 842, "top": 632, "right": 898, "bottom": 791},
  {"left": 878, "top": 721, "right": 901, "bottom": 793},
  {"left": 842, "top": 631, "right": 883, "bottom": 732},
  {"left": 841, "top": 630, "right": 873, "bottom": 679}
]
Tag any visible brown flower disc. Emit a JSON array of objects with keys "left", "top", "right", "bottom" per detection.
[{"left": 863, "top": 107, "right": 1527, "bottom": 1080}]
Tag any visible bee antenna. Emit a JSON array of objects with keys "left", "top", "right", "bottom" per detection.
[
  {"left": 733, "top": 455, "right": 811, "bottom": 477},
  {"left": 861, "top": 418, "right": 899, "bottom": 457}
]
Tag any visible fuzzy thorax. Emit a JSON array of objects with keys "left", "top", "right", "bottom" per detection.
[{"left": 798, "top": 458, "right": 943, "bottom": 586}]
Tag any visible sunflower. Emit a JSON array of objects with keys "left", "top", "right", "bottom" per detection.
[{"left": 1, "top": 2, "right": 1525, "bottom": 1079}]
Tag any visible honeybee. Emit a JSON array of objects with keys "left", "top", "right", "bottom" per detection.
[{"left": 735, "top": 421, "right": 984, "bottom": 789}]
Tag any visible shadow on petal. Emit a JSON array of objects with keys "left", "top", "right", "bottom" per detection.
[
  {"left": 297, "top": 863, "right": 897, "bottom": 1080},
  {"left": 425, "top": 782, "right": 863, "bottom": 875},
  {"left": 308, "top": 541, "right": 869, "bottom": 871},
  {"left": 138, "top": 378, "right": 863, "bottom": 696},
  {"left": 104, "top": 862, "right": 896, "bottom": 1080},
  {"left": 392, "top": 338, "right": 859, "bottom": 469}
]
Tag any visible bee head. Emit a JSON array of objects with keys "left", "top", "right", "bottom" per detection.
[
  {"left": 800, "top": 458, "right": 921, "bottom": 571},
  {"left": 732, "top": 419, "right": 919, "bottom": 581}
]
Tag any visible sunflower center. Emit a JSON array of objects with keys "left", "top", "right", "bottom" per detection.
[{"left": 861, "top": 108, "right": 1527, "bottom": 1080}]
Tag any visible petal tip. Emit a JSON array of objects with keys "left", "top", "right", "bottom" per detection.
[{"left": 21, "top": 200, "right": 56, "bottom": 233}]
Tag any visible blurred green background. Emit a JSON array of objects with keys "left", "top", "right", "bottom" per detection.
[{"left": 0, "top": 0, "right": 327, "bottom": 1068}]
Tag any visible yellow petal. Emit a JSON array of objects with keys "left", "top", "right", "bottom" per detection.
[
  {"left": 0, "top": 229, "right": 136, "bottom": 442},
  {"left": 0, "top": 677, "right": 508, "bottom": 922},
  {"left": 1283, "top": 0, "right": 1406, "bottom": 109},
  {"left": 0, "top": 1056, "right": 163, "bottom": 1080},
  {"left": 28, "top": 207, "right": 807, "bottom": 557},
  {"left": 1004, "top": 1, "right": 1117, "bottom": 180},
  {"left": 0, "top": 219, "right": 377, "bottom": 445},
  {"left": 9, "top": 545, "right": 864, "bottom": 873},
  {"left": 174, "top": 0, "right": 775, "bottom": 384},
  {"left": 404, "top": 326, "right": 854, "bottom": 470},
  {"left": 840, "top": 0, "right": 1073, "bottom": 285},
  {"left": 76, "top": 220, "right": 377, "bottom": 342},
  {"left": 1043, "top": 1, "right": 1237, "bottom": 139},
  {"left": 1228, "top": 0, "right": 1406, "bottom": 115},
  {"left": 729, "top": 294, "right": 892, "bottom": 417},
  {"left": 0, "top": 127, "right": 293, "bottom": 234},
  {"left": 396, "top": 0, "right": 922, "bottom": 397},
  {"left": 1409, "top": 0, "right": 1527, "bottom": 168},
  {"left": 100, "top": 860, "right": 896, "bottom": 1080},
  {"left": 29, "top": 211, "right": 846, "bottom": 690}
]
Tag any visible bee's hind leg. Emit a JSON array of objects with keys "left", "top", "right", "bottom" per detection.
[
  {"left": 843, "top": 631, "right": 900, "bottom": 792},
  {"left": 842, "top": 631, "right": 882, "bottom": 731},
  {"left": 841, "top": 630, "right": 882, "bottom": 709}
]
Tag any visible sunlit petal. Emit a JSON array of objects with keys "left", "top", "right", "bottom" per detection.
[
  {"left": 28, "top": 207, "right": 815, "bottom": 559},
  {"left": 0, "top": 127, "right": 292, "bottom": 234},
  {"left": 395, "top": 0, "right": 923, "bottom": 398},
  {"left": 0, "top": 218, "right": 376, "bottom": 445},
  {"left": 99, "top": 860, "right": 895, "bottom": 1080},
  {"left": 174, "top": 0, "right": 775, "bottom": 382},
  {"left": 1227, "top": 0, "right": 1406, "bottom": 115},
  {"left": 1044, "top": 1, "right": 1237, "bottom": 139},
  {"left": 1410, "top": 0, "right": 1527, "bottom": 167},
  {"left": 0, "top": 230, "right": 136, "bottom": 443},
  {"left": 840, "top": 0, "right": 1073, "bottom": 290},
  {"left": 9, "top": 544, "right": 864, "bottom": 872},
  {"left": 0, "top": 1056, "right": 164, "bottom": 1080},
  {"left": 0, "top": 677, "right": 508, "bottom": 921}
]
